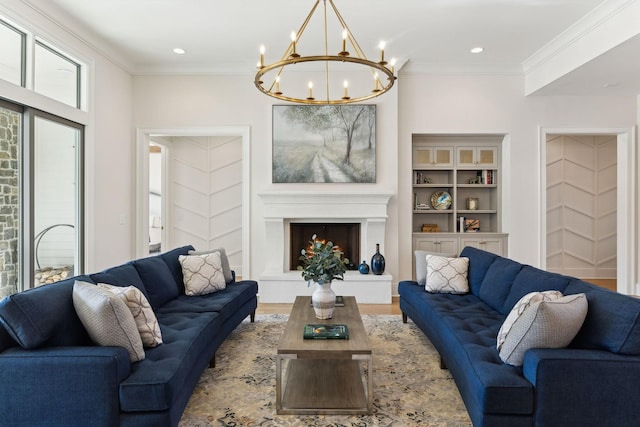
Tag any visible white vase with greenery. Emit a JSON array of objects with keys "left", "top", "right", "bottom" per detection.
[{"left": 298, "top": 234, "right": 349, "bottom": 319}]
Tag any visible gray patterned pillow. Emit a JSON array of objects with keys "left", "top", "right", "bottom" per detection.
[
  {"left": 425, "top": 254, "right": 469, "bottom": 294},
  {"left": 415, "top": 250, "right": 457, "bottom": 285},
  {"left": 497, "top": 290, "right": 563, "bottom": 351},
  {"left": 72, "top": 281, "right": 145, "bottom": 362},
  {"left": 97, "top": 283, "right": 163, "bottom": 348},
  {"left": 188, "top": 248, "right": 233, "bottom": 283},
  {"left": 499, "top": 293, "right": 588, "bottom": 366},
  {"left": 179, "top": 252, "right": 227, "bottom": 296}
]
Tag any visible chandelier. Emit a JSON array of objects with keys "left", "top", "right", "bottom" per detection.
[{"left": 254, "top": 0, "right": 396, "bottom": 104}]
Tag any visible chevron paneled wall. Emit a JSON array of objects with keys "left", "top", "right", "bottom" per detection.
[
  {"left": 546, "top": 135, "right": 617, "bottom": 279},
  {"left": 170, "top": 136, "right": 244, "bottom": 276}
]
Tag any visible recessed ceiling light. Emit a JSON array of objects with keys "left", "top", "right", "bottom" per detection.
[
  {"left": 173, "top": 48, "right": 186, "bottom": 55},
  {"left": 470, "top": 47, "right": 484, "bottom": 54}
]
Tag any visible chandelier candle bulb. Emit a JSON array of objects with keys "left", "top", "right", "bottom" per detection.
[
  {"left": 259, "top": 45, "right": 265, "bottom": 68},
  {"left": 343, "top": 80, "right": 350, "bottom": 99},
  {"left": 340, "top": 29, "right": 349, "bottom": 56},
  {"left": 290, "top": 31, "right": 299, "bottom": 58},
  {"left": 307, "top": 81, "right": 314, "bottom": 100},
  {"left": 379, "top": 41, "right": 387, "bottom": 65}
]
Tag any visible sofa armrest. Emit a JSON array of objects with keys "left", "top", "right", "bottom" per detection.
[
  {"left": 0, "top": 346, "right": 130, "bottom": 426},
  {"left": 523, "top": 348, "right": 640, "bottom": 427}
]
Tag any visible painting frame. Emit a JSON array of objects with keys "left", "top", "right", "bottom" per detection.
[{"left": 272, "top": 104, "right": 376, "bottom": 183}]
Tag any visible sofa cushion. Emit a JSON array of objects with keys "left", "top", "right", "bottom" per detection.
[
  {"left": 132, "top": 256, "right": 180, "bottom": 309},
  {"left": 189, "top": 248, "right": 233, "bottom": 284},
  {"left": 425, "top": 254, "right": 469, "bottom": 294},
  {"left": 478, "top": 257, "right": 523, "bottom": 313},
  {"left": 119, "top": 311, "right": 220, "bottom": 412},
  {"left": 499, "top": 293, "right": 588, "bottom": 366},
  {"left": 179, "top": 253, "right": 226, "bottom": 296},
  {"left": 497, "top": 290, "right": 564, "bottom": 351},
  {"left": 0, "top": 275, "right": 94, "bottom": 349},
  {"left": 414, "top": 250, "right": 456, "bottom": 286},
  {"left": 73, "top": 281, "right": 145, "bottom": 362},
  {"left": 503, "top": 266, "right": 571, "bottom": 313},
  {"left": 90, "top": 263, "right": 150, "bottom": 301},
  {"left": 97, "top": 283, "right": 162, "bottom": 347},
  {"left": 159, "top": 245, "right": 195, "bottom": 294},
  {"left": 460, "top": 246, "right": 499, "bottom": 295},
  {"left": 566, "top": 279, "right": 640, "bottom": 354}
]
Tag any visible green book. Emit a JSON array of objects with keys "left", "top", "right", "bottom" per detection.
[{"left": 303, "top": 324, "right": 349, "bottom": 339}]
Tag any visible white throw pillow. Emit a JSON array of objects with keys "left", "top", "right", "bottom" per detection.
[
  {"left": 497, "top": 290, "right": 564, "bottom": 351},
  {"left": 415, "top": 250, "right": 457, "bottom": 286},
  {"left": 188, "top": 248, "right": 233, "bottom": 283},
  {"left": 97, "top": 283, "right": 163, "bottom": 348},
  {"left": 72, "top": 281, "right": 145, "bottom": 362},
  {"left": 499, "top": 293, "right": 588, "bottom": 366},
  {"left": 425, "top": 254, "right": 469, "bottom": 294},
  {"left": 179, "top": 252, "right": 227, "bottom": 296}
]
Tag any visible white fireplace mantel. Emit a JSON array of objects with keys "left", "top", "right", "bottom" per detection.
[{"left": 258, "top": 190, "right": 393, "bottom": 303}]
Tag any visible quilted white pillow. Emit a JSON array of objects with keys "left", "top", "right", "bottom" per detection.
[
  {"left": 179, "top": 251, "right": 227, "bottom": 296},
  {"left": 425, "top": 254, "right": 469, "bottom": 294},
  {"left": 72, "top": 281, "right": 145, "bottom": 362},
  {"left": 97, "top": 283, "right": 163, "bottom": 348},
  {"left": 497, "top": 290, "right": 563, "bottom": 351},
  {"left": 499, "top": 293, "right": 588, "bottom": 366}
]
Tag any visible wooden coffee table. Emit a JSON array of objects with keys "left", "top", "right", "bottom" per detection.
[{"left": 276, "top": 295, "right": 373, "bottom": 415}]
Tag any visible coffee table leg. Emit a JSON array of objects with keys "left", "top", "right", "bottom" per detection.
[
  {"left": 276, "top": 354, "right": 297, "bottom": 414},
  {"left": 353, "top": 354, "right": 373, "bottom": 413}
]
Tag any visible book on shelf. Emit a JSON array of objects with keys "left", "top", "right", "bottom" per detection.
[{"left": 303, "top": 324, "right": 349, "bottom": 339}]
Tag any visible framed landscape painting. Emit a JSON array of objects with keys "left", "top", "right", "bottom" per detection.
[{"left": 272, "top": 104, "right": 376, "bottom": 183}]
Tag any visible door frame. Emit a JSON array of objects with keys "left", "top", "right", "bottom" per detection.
[
  {"left": 136, "top": 126, "right": 251, "bottom": 278},
  {"left": 538, "top": 127, "right": 636, "bottom": 295}
]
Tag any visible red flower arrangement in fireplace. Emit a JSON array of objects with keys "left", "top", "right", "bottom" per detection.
[{"left": 298, "top": 234, "right": 349, "bottom": 286}]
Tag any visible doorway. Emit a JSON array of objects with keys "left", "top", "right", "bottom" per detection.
[
  {"left": 540, "top": 128, "right": 635, "bottom": 295},
  {"left": 136, "top": 127, "right": 251, "bottom": 278}
]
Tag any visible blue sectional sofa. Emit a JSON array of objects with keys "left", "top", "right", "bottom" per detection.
[
  {"left": 0, "top": 245, "right": 258, "bottom": 427},
  {"left": 399, "top": 246, "right": 640, "bottom": 427}
]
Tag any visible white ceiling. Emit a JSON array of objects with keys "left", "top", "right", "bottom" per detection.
[{"left": 19, "top": 0, "right": 640, "bottom": 96}]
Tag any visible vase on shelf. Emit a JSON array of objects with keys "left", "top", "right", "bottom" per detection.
[
  {"left": 358, "top": 260, "right": 370, "bottom": 274},
  {"left": 371, "top": 243, "right": 386, "bottom": 275},
  {"left": 311, "top": 282, "right": 336, "bottom": 319}
]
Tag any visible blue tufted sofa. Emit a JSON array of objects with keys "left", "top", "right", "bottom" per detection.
[
  {"left": 0, "top": 245, "right": 258, "bottom": 427},
  {"left": 399, "top": 246, "right": 640, "bottom": 427}
]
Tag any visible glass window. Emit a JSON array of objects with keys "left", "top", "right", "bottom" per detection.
[
  {"left": 34, "top": 41, "right": 80, "bottom": 108},
  {"left": 0, "top": 19, "right": 25, "bottom": 86},
  {"left": 32, "top": 114, "right": 83, "bottom": 286}
]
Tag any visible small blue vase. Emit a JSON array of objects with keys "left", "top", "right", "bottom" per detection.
[
  {"left": 371, "top": 243, "right": 385, "bottom": 275},
  {"left": 358, "top": 260, "right": 370, "bottom": 274}
]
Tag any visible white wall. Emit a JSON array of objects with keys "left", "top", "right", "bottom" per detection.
[{"left": 398, "top": 73, "right": 636, "bottom": 280}]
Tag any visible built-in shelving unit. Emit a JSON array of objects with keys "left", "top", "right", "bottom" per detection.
[{"left": 411, "top": 135, "right": 508, "bottom": 262}]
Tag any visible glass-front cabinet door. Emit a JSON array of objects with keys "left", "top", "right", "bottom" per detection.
[
  {"left": 456, "top": 146, "right": 497, "bottom": 168},
  {"left": 413, "top": 145, "right": 453, "bottom": 168}
]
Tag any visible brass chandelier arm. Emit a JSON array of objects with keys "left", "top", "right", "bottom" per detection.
[{"left": 255, "top": 55, "right": 395, "bottom": 104}]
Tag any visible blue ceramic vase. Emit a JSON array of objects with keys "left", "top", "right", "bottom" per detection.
[
  {"left": 371, "top": 243, "right": 385, "bottom": 275},
  {"left": 358, "top": 260, "right": 370, "bottom": 274}
]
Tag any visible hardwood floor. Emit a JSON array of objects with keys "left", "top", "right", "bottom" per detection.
[
  {"left": 257, "top": 279, "right": 617, "bottom": 316},
  {"left": 257, "top": 296, "right": 402, "bottom": 315}
]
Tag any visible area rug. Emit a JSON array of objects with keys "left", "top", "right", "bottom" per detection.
[{"left": 179, "top": 314, "right": 472, "bottom": 427}]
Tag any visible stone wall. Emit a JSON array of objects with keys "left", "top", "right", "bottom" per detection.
[{"left": 0, "top": 108, "right": 19, "bottom": 297}]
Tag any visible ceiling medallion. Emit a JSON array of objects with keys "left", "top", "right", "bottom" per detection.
[{"left": 255, "top": 0, "right": 396, "bottom": 104}]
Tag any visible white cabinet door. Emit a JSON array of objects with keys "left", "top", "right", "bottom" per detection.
[
  {"left": 413, "top": 145, "right": 453, "bottom": 168},
  {"left": 456, "top": 146, "right": 497, "bottom": 168},
  {"left": 460, "top": 235, "right": 506, "bottom": 256},
  {"left": 414, "top": 235, "right": 458, "bottom": 254}
]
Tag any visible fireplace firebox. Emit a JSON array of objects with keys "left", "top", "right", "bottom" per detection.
[{"left": 290, "top": 223, "right": 360, "bottom": 271}]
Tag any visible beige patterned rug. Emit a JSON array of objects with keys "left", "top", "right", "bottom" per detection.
[{"left": 179, "top": 314, "right": 472, "bottom": 427}]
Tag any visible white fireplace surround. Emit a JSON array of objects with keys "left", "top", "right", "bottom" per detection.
[{"left": 258, "top": 190, "right": 393, "bottom": 303}]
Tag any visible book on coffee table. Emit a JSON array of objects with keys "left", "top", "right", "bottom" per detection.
[{"left": 303, "top": 324, "right": 349, "bottom": 339}]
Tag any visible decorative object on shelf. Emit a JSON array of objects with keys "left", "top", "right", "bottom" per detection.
[
  {"left": 431, "top": 191, "right": 452, "bottom": 210},
  {"left": 465, "top": 219, "right": 480, "bottom": 232},
  {"left": 371, "top": 243, "right": 386, "bottom": 275},
  {"left": 358, "top": 260, "right": 370, "bottom": 274},
  {"left": 467, "top": 197, "right": 479, "bottom": 210},
  {"left": 255, "top": 0, "right": 397, "bottom": 105},
  {"left": 422, "top": 224, "right": 440, "bottom": 232},
  {"left": 298, "top": 234, "right": 349, "bottom": 319}
]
